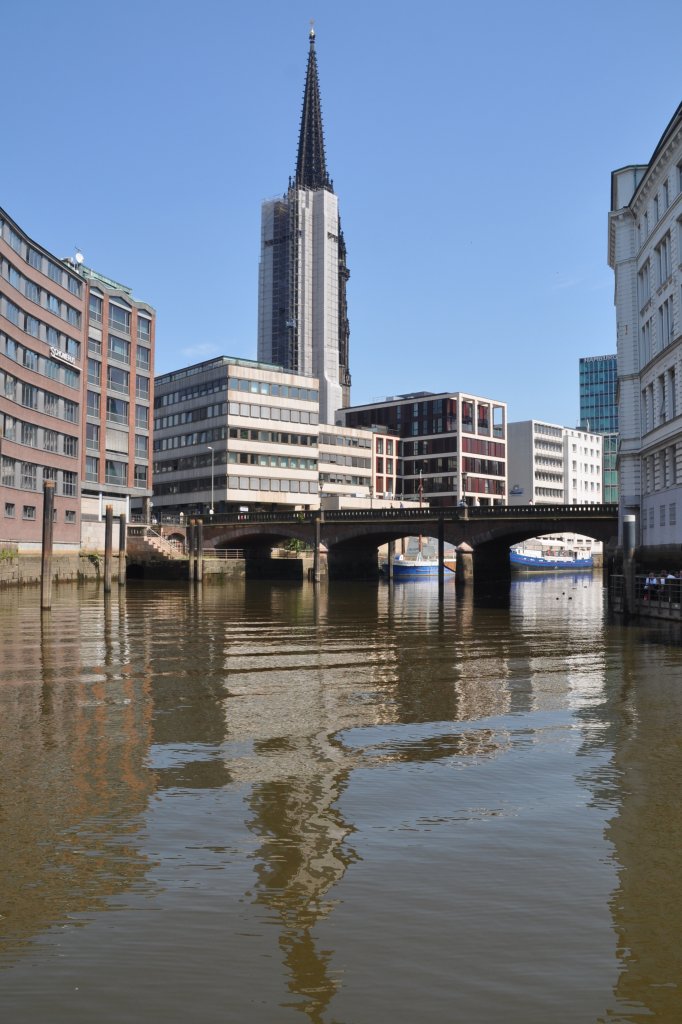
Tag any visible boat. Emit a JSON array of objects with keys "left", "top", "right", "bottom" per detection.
[
  {"left": 382, "top": 552, "right": 455, "bottom": 579},
  {"left": 510, "top": 548, "right": 593, "bottom": 572}
]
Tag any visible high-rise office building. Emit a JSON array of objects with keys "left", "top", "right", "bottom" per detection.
[
  {"left": 579, "top": 355, "right": 617, "bottom": 434},
  {"left": 257, "top": 28, "right": 351, "bottom": 425},
  {"left": 579, "top": 354, "right": 618, "bottom": 504}
]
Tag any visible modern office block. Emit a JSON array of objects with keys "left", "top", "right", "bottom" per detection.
[
  {"left": 341, "top": 391, "right": 507, "bottom": 506},
  {"left": 153, "top": 357, "right": 322, "bottom": 515},
  {"left": 508, "top": 419, "right": 603, "bottom": 505},
  {"left": 0, "top": 207, "right": 85, "bottom": 549},
  {"left": 579, "top": 354, "right": 618, "bottom": 505},
  {"left": 80, "top": 266, "right": 155, "bottom": 523}
]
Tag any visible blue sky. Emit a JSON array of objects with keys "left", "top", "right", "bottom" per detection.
[{"left": 3, "top": 0, "right": 682, "bottom": 426}]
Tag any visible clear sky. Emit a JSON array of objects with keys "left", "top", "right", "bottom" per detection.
[{"left": 3, "top": 0, "right": 682, "bottom": 426}]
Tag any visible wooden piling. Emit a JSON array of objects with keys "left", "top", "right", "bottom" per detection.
[
  {"left": 195, "top": 520, "right": 203, "bottom": 582},
  {"left": 387, "top": 540, "right": 395, "bottom": 581},
  {"left": 313, "top": 515, "right": 321, "bottom": 582},
  {"left": 118, "top": 511, "right": 127, "bottom": 587},
  {"left": 188, "top": 521, "right": 196, "bottom": 582},
  {"left": 40, "top": 480, "right": 55, "bottom": 610},
  {"left": 104, "top": 504, "right": 113, "bottom": 593},
  {"left": 438, "top": 518, "right": 445, "bottom": 599}
]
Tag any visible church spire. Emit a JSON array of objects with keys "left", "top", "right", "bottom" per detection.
[{"left": 294, "top": 26, "right": 332, "bottom": 192}]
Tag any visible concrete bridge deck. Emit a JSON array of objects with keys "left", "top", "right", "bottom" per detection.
[{"left": 131, "top": 504, "right": 618, "bottom": 594}]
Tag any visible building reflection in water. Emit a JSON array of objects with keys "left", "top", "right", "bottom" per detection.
[
  {"left": 223, "top": 580, "right": 533, "bottom": 1019},
  {"left": 6, "top": 573, "right": 682, "bottom": 1021},
  {"left": 0, "top": 587, "right": 155, "bottom": 959},
  {"left": 573, "top": 617, "right": 682, "bottom": 1022}
]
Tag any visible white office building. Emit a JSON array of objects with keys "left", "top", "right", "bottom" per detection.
[
  {"left": 609, "top": 102, "right": 682, "bottom": 561},
  {"left": 508, "top": 420, "right": 603, "bottom": 505},
  {"left": 508, "top": 420, "right": 603, "bottom": 557}
]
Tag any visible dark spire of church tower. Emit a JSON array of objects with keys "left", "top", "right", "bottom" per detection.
[{"left": 294, "top": 26, "right": 332, "bottom": 192}]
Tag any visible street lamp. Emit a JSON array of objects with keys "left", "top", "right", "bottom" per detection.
[{"left": 207, "top": 446, "right": 214, "bottom": 516}]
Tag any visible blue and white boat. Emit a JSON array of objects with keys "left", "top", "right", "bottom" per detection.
[
  {"left": 383, "top": 552, "right": 456, "bottom": 579},
  {"left": 510, "top": 548, "right": 593, "bottom": 572}
]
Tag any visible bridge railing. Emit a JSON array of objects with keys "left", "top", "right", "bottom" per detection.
[
  {"left": 128, "top": 504, "right": 618, "bottom": 529},
  {"left": 322, "top": 503, "right": 617, "bottom": 521}
]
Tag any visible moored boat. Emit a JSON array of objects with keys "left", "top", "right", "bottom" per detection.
[
  {"left": 510, "top": 549, "right": 593, "bottom": 571},
  {"left": 382, "top": 552, "right": 456, "bottom": 579}
]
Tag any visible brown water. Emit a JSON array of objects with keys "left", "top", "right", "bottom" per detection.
[{"left": 1, "top": 575, "right": 682, "bottom": 1023}]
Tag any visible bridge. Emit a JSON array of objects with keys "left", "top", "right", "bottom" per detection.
[{"left": 141, "top": 504, "right": 618, "bottom": 596}]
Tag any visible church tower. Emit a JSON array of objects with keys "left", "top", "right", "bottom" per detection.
[{"left": 257, "top": 28, "right": 351, "bottom": 423}]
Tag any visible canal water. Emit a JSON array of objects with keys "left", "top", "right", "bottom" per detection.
[{"left": 1, "top": 574, "right": 682, "bottom": 1023}]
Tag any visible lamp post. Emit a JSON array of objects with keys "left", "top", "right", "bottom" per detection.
[
  {"left": 207, "top": 446, "right": 214, "bottom": 516},
  {"left": 418, "top": 468, "right": 423, "bottom": 509}
]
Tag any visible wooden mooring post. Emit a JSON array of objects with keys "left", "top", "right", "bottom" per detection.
[
  {"left": 104, "top": 504, "right": 113, "bottom": 593},
  {"left": 438, "top": 517, "right": 445, "bottom": 600},
  {"left": 195, "top": 520, "right": 203, "bottom": 583},
  {"left": 40, "top": 480, "right": 55, "bottom": 610},
  {"left": 312, "top": 514, "right": 321, "bottom": 582},
  {"left": 118, "top": 511, "right": 127, "bottom": 587},
  {"left": 187, "top": 521, "right": 196, "bottom": 582}
]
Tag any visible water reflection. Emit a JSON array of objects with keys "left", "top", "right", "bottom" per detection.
[
  {"left": 0, "top": 589, "right": 154, "bottom": 959},
  {"left": 2, "top": 576, "right": 682, "bottom": 1022}
]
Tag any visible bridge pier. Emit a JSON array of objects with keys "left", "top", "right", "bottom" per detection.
[
  {"left": 327, "top": 543, "right": 380, "bottom": 581},
  {"left": 455, "top": 543, "right": 474, "bottom": 588},
  {"left": 472, "top": 543, "right": 512, "bottom": 606}
]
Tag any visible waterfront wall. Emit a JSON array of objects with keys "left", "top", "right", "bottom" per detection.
[{"left": 0, "top": 553, "right": 110, "bottom": 588}]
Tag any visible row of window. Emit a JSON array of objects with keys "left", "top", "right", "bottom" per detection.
[
  {"left": 85, "top": 423, "right": 148, "bottom": 459},
  {"left": 319, "top": 431, "right": 373, "bottom": 450},
  {"left": 642, "top": 502, "right": 677, "bottom": 529},
  {"left": 154, "top": 401, "right": 228, "bottom": 430},
  {"left": 3, "top": 333, "right": 79, "bottom": 389},
  {"left": 155, "top": 474, "right": 320, "bottom": 497},
  {"left": 462, "top": 457, "right": 506, "bottom": 476},
  {"left": 85, "top": 390, "right": 149, "bottom": 428},
  {"left": 642, "top": 445, "right": 679, "bottom": 494},
  {"left": 638, "top": 166, "right": 682, "bottom": 248},
  {"left": 4, "top": 502, "right": 77, "bottom": 522},
  {"left": 228, "top": 401, "right": 319, "bottom": 425},
  {"left": 1, "top": 457, "right": 77, "bottom": 495},
  {"left": 154, "top": 377, "right": 227, "bottom": 408},
  {"left": 228, "top": 377, "right": 318, "bottom": 403},
  {"left": 0, "top": 294, "right": 81, "bottom": 360},
  {"left": 2, "top": 414, "right": 78, "bottom": 457},
  {"left": 319, "top": 472, "right": 369, "bottom": 487},
  {"left": 641, "top": 368, "right": 677, "bottom": 434},
  {"left": 0, "top": 219, "right": 82, "bottom": 296},
  {"left": 90, "top": 332, "right": 151, "bottom": 370},
  {"left": 1, "top": 256, "right": 81, "bottom": 327},
  {"left": 534, "top": 423, "right": 563, "bottom": 438},
  {"left": 88, "top": 293, "right": 151, "bottom": 342},
  {"left": 2, "top": 370, "right": 78, "bottom": 423},
  {"left": 84, "top": 457, "right": 147, "bottom": 488},
  {"left": 87, "top": 359, "right": 150, "bottom": 399},
  {"left": 319, "top": 452, "right": 371, "bottom": 469}
]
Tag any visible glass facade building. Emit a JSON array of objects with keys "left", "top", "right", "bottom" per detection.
[
  {"left": 579, "top": 354, "right": 618, "bottom": 504},
  {"left": 579, "top": 355, "right": 618, "bottom": 433}
]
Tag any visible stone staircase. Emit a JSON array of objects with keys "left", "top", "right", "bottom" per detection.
[{"left": 127, "top": 528, "right": 185, "bottom": 563}]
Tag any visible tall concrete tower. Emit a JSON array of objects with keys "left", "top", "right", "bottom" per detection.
[{"left": 257, "top": 28, "right": 351, "bottom": 424}]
